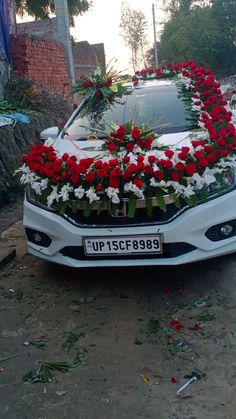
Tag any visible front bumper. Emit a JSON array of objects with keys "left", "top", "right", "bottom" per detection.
[{"left": 23, "top": 191, "right": 236, "bottom": 267}]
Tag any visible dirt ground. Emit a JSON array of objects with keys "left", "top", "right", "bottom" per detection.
[{"left": 1, "top": 222, "right": 236, "bottom": 419}]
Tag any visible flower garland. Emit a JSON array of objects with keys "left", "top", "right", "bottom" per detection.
[{"left": 18, "top": 61, "right": 236, "bottom": 218}]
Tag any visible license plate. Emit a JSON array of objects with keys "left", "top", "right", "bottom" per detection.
[{"left": 83, "top": 235, "right": 163, "bottom": 256}]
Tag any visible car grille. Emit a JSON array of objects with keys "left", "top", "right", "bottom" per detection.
[
  {"left": 61, "top": 201, "right": 188, "bottom": 228},
  {"left": 60, "top": 242, "right": 196, "bottom": 260}
]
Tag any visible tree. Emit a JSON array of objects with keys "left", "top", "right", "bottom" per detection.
[
  {"left": 155, "top": 0, "right": 236, "bottom": 76},
  {"left": 120, "top": 3, "right": 149, "bottom": 72},
  {"left": 210, "top": 0, "right": 236, "bottom": 43},
  {"left": 15, "top": 0, "right": 92, "bottom": 21}
]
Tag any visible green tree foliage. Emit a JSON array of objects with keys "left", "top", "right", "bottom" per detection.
[
  {"left": 155, "top": 0, "right": 236, "bottom": 76},
  {"left": 15, "top": 0, "right": 92, "bottom": 20},
  {"left": 120, "top": 3, "right": 149, "bottom": 72}
]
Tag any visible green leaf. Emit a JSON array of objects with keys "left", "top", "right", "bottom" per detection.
[
  {"left": 145, "top": 197, "right": 153, "bottom": 217},
  {"left": 83, "top": 201, "right": 92, "bottom": 217},
  {"left": 23, "top": 361, "right": 70, "bottom": 383},
  {"left": 145, "top": 318, "right": 161, "bottom": 337},
  {"left": 58, "top": 201, "right": 68, "bottom": 214},
  {"left": 71, "top": 349, "right": 88, "bottom": 368},
  {"left": 156, "top": 189, "right": 167, "bottom": 212},
  {"left": 185, "top": 194, "right": 198, "bottom": 207},
  {"left": 62, "top": 331, "right": 79, "bottom": 352},
  {"left": 171, "top": 194, "right": 181, "bottom": 209},
  {"left": 128, "top": 195, "right": 137, "bottom": 218},
  {"left": 0, "top": 353, "right": 19, "bottom": 363},
  {"left": 110, "top": 202, "right": 119, "bottom": 216}
]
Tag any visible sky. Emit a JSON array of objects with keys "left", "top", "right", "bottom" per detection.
[{"left": 70, "top": 0, "right": 165, "bottom": 73}]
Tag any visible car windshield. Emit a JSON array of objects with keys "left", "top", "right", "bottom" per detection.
[{"left": 62, "top": 82, "right": 198, "bottom": 141}]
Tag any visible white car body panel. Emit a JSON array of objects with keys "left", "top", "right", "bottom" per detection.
[{"left": 23, "top": 187, "right": 236, "bottom": 267}]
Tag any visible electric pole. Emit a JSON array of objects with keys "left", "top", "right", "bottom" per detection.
[
  {"left": 54, "top": 0, "right": 75, "bottom": 84},
  {"left": 152, "top": 3, "right": 158, "bottom": 70}
]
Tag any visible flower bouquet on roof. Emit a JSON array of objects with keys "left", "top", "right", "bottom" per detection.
[{"left": 73, "top": 60, "right": 128, "bottom": 114}]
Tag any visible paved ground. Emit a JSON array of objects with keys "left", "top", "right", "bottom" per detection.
[{"left": 1, "top": 217, "right": 236, "bottom": 418}]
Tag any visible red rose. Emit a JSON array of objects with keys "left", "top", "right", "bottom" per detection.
[
  {"left": 108, "top": 159, "right": 119, "bottom": 167},
  {"left": 85, "top": 171, "right": 95, "bottom": 183},
  {"left": 133, "top": 178, "right": 143, "bottom": 188},
  {"left": 137, "top": 162, "right": 144, "bottom": 170},
  {"left": 169, "top": 320, "right": 184, "bottom": 330},
  {"left": 123, "top": 156, "right": 130, "bottom": 164},
  {"left": 185, "top": 164, "right": 197, "bottom": 175},
  {"left": 72, "top": 103, "right": 78, "bottom": 109},
  {"left": 105, "top": 78, "right": 112, "bottom": 87},
  {"left": 131, "top": 127, "right": 141, "bottom": 140},
  {"left": 97, "top": 169, "right": 107, "bottom": 179},
  {"left": 107, "top": 143, "right": 117, "bottom": 152},
  {"left": 71, "top": 174, "right": 80, "bottom": 185},
  {"left": 94, "top": 160, "right": 103, "bottom": 169},
  {"left": 175, "top": 162, "right": 185, "bottom": 172},
  {"left": 164, "top": 150, "right": 174, "bottom": 159},
  {"left": 194, "top": 150, "right": 204, "bottom": 159},
  {"left": 217, "top": 139, "right": 226, "bottom": 147},
  {"left": 62, "top": 153, "right": 69, "bottom": 161},
  {"left": 109, "top": 179, "right": 119, "bottom": 189},
  {"left": 148, "top": 155, "right": 156, "bottom": 164},
  {"left": 95, "top": 90, "right": 102, "bottom": 97},
  {"left": 96, "top": 184, "right": 103, "bottom": 191},
  {"left": 144, "top": 165, "right": 153, "bottom": 175},
  {"left": 126, "top": 143, "right": 134, "bottom": 152},
  {"left": 198, "top": 158, "right": 209, "bottom": 168},
  {"left": 117, "top": 125, "right": 125, "bottom": 136},
  {"left": 61, "top": 172, "right": 69, "bottom": 181},
  {"left": 154, "top": 170, "right": 164, "bottom": 181},
  {"left": 171, "top": 171, "right": 181, "bottom": 182}
]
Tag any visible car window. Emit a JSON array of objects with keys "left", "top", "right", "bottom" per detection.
[{"left": 62, "top": 84, "right": 198, "bottom": 141}]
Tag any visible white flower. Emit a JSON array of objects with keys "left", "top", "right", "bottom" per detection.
[
  {"left": 105, "top": 187, "right": 120, "bottom": 204},
  {"left": 182, "top": 184, "right": 195, "bottom": 198},
  {"left": 93, "top": 68, "right": 101, "bottom": 76},
  {"left": 20, "top": 168, "right": 39, "bottom": 185},
  {"left": 44, "top": 137, "right": 56, "bottom": 147},
  {"left": 31, "top": 178, "right": 49, "bottom": 195},
  {"left": 124, "top": 182, "right": 144, "bottom": 199},
  {"left": 47, "top": 185, "right": 60, "bottom": 207},
  {"left": 86, "top": 188, "right": 100, "bottom": 204},
  {"left": 74, "top": 186, "right": 85, "bottom": 199},
  {"left": 59, "top": 183, "right": 73, "bottom": 202}
]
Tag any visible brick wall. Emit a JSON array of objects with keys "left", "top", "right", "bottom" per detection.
[
  {"left": 10, "top": 34, "right": 72, "bottom": 99},
  {"left": 72, "top": 41, "right": 106, "bottom": 81}
]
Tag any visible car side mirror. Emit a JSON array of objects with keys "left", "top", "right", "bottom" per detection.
[{"left": 40, "top": 126, "right": 59, "bottom": 141}]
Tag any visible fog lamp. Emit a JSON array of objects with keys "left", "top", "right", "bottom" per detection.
[
  {"left": 25, "top": 228, "right": 52, "bottom": 247},
  {"left": 220, "top": 224, "right": 234, "bottom": 236},
  {"left": 33, "top": 232, "right": 43, "bottom": 243}
]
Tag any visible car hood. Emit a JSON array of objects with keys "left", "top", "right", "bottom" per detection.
[{"left": 54, "top": 131, "right": 193, "bottom": 159}]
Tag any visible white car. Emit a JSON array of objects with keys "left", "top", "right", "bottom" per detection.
[{"left": 22, "top": 78, "right": 236, "bottom": 267}]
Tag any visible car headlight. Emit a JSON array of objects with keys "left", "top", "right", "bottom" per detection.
[
  {"left": 26, "top": 187, "right": 57, "bottom": 212},
  {"left": 206, "top": 168, "right": 235, "bottom": 199}
]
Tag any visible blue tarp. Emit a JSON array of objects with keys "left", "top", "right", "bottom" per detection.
[
  {"left": 0, "top": 0, "right": 11, "bottom": 64},
  {"left": 0, "top": 113, "right": 31, "bottom": 124}
]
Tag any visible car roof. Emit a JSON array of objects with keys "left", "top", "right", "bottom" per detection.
[{"left": 124, "top": 79, "right": 175, "bottom": 94}]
